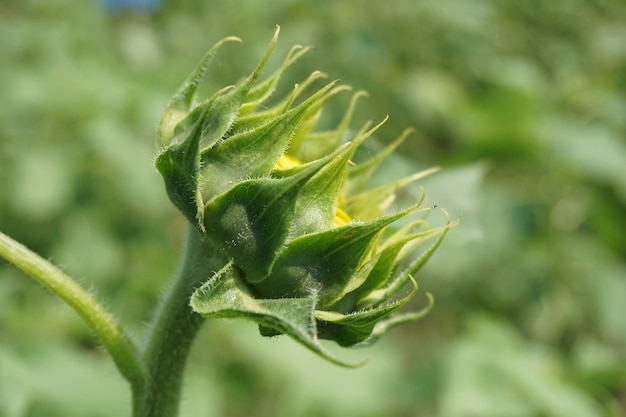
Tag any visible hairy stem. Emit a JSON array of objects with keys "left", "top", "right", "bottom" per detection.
[
  {"left": 0, "top": 231, "right": 145, "bottom": 389},
  {"left": 133, "top": 225, "right": 225, "bottom": 417}
]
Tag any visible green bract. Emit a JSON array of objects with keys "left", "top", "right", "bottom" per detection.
[{"left": 156, "top": 27, "right": 457, "bottom": 366}]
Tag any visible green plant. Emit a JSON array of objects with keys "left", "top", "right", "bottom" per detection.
[{"left": 0, "top": 27, "right": 455, "bottom": 417}]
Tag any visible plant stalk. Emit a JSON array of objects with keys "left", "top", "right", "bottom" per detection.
[
  {"left": 133, "top": 225, "right": 224, "bottom": 417},
  {"left": 0, "top": 231, "right": 145, "bottom": 390}
]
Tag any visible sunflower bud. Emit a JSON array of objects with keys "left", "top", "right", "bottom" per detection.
[{"left": 156, "top": 27, "right": 457, "bottom": 366}]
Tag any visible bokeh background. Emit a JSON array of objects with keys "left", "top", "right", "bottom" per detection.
[{"left": 1, "top": 0, "right": 626, "bottom": 416}]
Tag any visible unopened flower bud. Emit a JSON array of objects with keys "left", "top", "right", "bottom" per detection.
[{"left": 156, "top": 27, "right": 457, "bottom": 365}]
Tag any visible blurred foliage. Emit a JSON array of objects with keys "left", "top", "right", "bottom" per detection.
[{"left": 1, "top": 0, "right": 626, "bottom": 416}]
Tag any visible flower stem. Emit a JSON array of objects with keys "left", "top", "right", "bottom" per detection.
[
  {"left": 0, "top": 231, "right": 145, "bottom": 390},
  {"left": 133, "top": 225, "right": 224, "bottom": 417}
]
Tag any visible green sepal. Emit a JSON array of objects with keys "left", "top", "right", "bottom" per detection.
[
  {"left": 380, "top": 217, "right": 429, "bottom": 249},
  {"left": 288, "top": 142, "right": 353, "bottom": 235},
  {"left": 315, "top": 276, "right": 419, "bottom": 347},
  {"left": 155, "top": 101, "right": 211, "bottom": 225},
  {"left": 386, "top": 215, "right": 459, "bottom": 298},
  {"left": 295, "top": 90, "right": 367, "bottom": 162},
  {"left": 198, "top": 80, "right": 338, "bottom": 199},
  {"left": 289, "top": 117, "right": 389, "bottom": 237},
  {"left": 351, "top": 238, "right": 411, "bottom": 298},
  {"left": 253, "top": 206, "right": 416, "bottom": 308},
  {"left": 287, "top": 84, "right": 351, "bottom": 160},
  {"left": 190, "top": 262, "right": 364, "bottom": 367},
  {"left": 364, "top": 292, "right": 434, "bottom": 346},
  {"left": 230, "top": 71, "right": 327, "bottom": 137},
  {"left": 195, "top": 26, "right": 279, "bottom": 152},
  {"left": 326, "top": 214, "right": 433, "bottom": 310},
  {"left": 346, "top": 166, "right": 441, "bottom": 221},
  {"left": 202, "top": 163, "right": 327, "bottom": 283},
  {"left": 359, "top": 210, "right": 459, "bottom": 308},
  {"left": 155, "top": 28, "right": 278, "bottom": 225},
  {"left": 239, "top": 44, "right": 312, "bottom": 116},
  {"left": 156, "top": 36, "right": 242, "bottom": 148},
  {"left": 344, "top": 127, "right": 413, "bottom": 197},
  {"left": 350, "top": 202, "right": 430, "bottom": 300}
]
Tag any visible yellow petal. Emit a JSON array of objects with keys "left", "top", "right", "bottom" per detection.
[
  {"left": 334, "top": 207, "right": 351, "bottom": 226},
  {"left": 274, "top": 154, "right": 302, "bottom": 169}
]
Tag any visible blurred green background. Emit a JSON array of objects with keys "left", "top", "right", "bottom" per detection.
[{"left": 1, "top": 0, "right": 626, "bottom": 416}]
